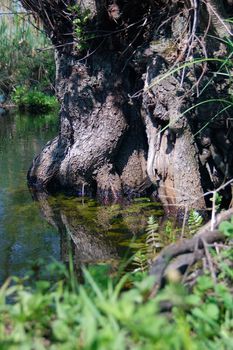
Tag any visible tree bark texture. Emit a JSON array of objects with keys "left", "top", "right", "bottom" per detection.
[{"left": 21, "top": 0, "right": 233, "bottom": 215}]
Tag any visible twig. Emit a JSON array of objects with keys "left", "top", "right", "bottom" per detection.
[
  {"left": 210, "top": 191, "right": 217, "bottom": 231},
  {"left": 201, "top": 237, "right": 217, "bottom": 284},
  {"left": 204, "top": 0, "right": 233, "bottom": 37},
  {"left": 181, "top": 237, "right": 201, "bottom": 283},
  {"left": 180, "top": 0, "right": 199, "bottom": 86},
  {"left": 181, "top": 205, "right": 188, "bottom": 238}
]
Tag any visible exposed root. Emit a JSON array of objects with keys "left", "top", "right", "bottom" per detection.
[{"left": 149, "top": 208, "right": 233, "bottom": 295}]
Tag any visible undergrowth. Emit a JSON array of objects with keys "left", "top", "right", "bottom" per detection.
[
  {"left": 11, "top": 86, "right": 59, "bottom": 112},
  {"left": 0, "top": 219, "right": 232, "bottom": 349},
  {"left": 188, "top": 210, "right": 203, "bottom": 235},
  {"left": 133, "top": 216, "right": 164, "bottom": 272}
]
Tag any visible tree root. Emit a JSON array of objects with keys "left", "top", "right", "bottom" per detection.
[{"left": 149, "top": 208, "right": 233, "bottom": 295}]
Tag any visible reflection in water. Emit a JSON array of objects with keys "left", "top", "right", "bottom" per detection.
[
  {"left": 34, "top": 192, "right": 119, "bottom": 263},
  {"left": 0, "top": 112, "right": 164, "bottom": 283},
  {"left": 34, "top": 192, "right": 164, "bottom": 274}
]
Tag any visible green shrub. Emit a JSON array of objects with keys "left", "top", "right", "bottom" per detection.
[{"left": 11, "top": 86, "right": 59, "bottom": 113}]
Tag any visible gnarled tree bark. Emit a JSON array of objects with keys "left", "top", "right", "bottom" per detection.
[{"left": 21, "top": 0, "right": 233, "bottom": 215}]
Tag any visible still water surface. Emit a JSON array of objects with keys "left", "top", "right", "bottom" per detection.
[
  {"left": 0, "top": 112, "right": 60, "bottom": 283},
  {"left": 0, "top": 112, "right": 164, "bottom": 283}
]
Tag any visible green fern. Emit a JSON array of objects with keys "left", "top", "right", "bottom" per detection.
[
  {"left": 132, "top": 250, "right": 148, "bottom": 272},
  {"left": 146, "top": 216, "right": 163, "bottom": 258},
  {"left": 132, "top": 216, "right": 163, "bottom": 272},
  {"left": 188, "top": 210, "right": 203, "bottom": 235}
]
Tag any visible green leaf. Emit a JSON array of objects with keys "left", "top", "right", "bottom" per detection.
[
  {"left": 196, "top": 275, "right": 214, "bottom": 292},
  {"left": 219, "top": 219, "right": 233, "bottom": 237},
  {"left": 205, "top": 303, "right": 219, "bottom": 320},
  {"left": 52, "top": 320, "right": 70, "bottom": 341}
]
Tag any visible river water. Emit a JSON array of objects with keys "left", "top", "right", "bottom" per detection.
[
  {"left": 0, "top": 111, "right": 164, "bottom": 283},
  {"left": 0, "top": 112, "right": 60, "bottom": 283}
]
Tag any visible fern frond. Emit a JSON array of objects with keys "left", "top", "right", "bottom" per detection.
[
  {"left": 145, "top": 215, "right": 159, "bottom": 233},
  {"left": 132, "top": 251, "right": 148, "bottom": 272},
  {"left": 132, "top": 216, "right": 163, "bottom": 272},
  {"left": 146, "top": 216, "right": 163, "bottom": 258},
  {"left": 188, "top": 210, "right": 203, "bottom": 235}
]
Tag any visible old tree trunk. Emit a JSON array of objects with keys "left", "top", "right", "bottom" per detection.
[{"left": 21, "top": 0, "right": 233, "bottom": 215}]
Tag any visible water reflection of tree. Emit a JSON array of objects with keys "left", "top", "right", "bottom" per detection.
[
  {"left": 34, "top": 192, "right": 120, "bottom": 269},
  {"left": 33, "top": 191, "right": 164, "bottom": 279}
]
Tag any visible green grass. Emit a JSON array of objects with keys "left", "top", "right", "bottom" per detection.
[
  {"left": 0, "top": 216, "right": 232, "bottom": 350},
  {"left": 0, "top": 228, "right": 232, "bottom": 350}
]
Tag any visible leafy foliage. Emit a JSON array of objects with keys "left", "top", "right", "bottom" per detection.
[
  {"left": 210, "top": 193, "right": 223, "bottom": 213},
  {"left": 68, "top": 4, "right": 93, "bottom": 51},
  {"left": 0, "top": 4, "right": 55, "bottom": 94},
  {"left": 132, "top": 250, "right": 148, "bottom": 272},
  {"left": 219, "top": 216, "right": 233, "bottom": 238},
  {"left": 132, "top": 216, "right": 163, "bottom": 272},
  {"left": 146, "top": 215, "right": 163, "bottom": 255},
  {"left": 11, "top": 86, "right": 59, "bottom": 112},
  {"left": 0, "top": 238, "right": 232, "bottom": 350}
]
